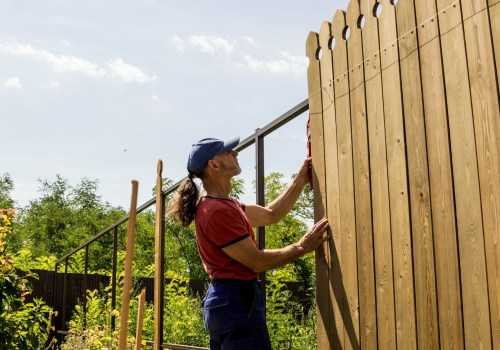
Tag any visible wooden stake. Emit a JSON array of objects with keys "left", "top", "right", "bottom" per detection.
[
  {"left": 154, "top": 160, "right": 164, "bottom": 349},
  {"left": 135, "top": 289, "right": 146, "bottom": 350},
  {"left": 118, "top": 180, "right": 139, "bottom": 350}
]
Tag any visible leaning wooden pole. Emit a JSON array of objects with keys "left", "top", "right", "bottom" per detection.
[
  {"left": 153, "top": 160, "right": 165, "bottom": 349},
  {"left": 118, "top": 180, "right": 139, "bottom": 350},
  {"left": 135, "top": 289, "right": 146, "bottom": 350}
]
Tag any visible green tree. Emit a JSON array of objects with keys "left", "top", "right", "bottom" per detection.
[
  {"left": 9, "top": 175, "right": 125, "bottom": 270},
  {"left": 262, "top": 172, "right": 315, "bottom": 285},
  {"left": 0, "top": 173, "right": 14, "bottom": 209}
]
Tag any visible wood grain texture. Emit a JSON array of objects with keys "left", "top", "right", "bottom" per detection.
[
  {"left": 154, "top": 160, "right": 164, "bottom": 349},
  {"left": 332, "top": 9, "right": 360, "bottom": 350},
  {"left": 462, "top": 0, "right": 500, "bottom": 347},
  {"left": 394, "top": 1, "right": 440, "bottom": 349},
  {"left": 416, "top": 0, "right": 465, "bottom": 348},
  {"left": 360, "top": 1, "right": 397, "bottom": 348},
  {"left": 437, "top": 0, "right": 492, "bottom": 348},
  {"left": 377, "top": 0, "right": 417, "bottom": 347},
  {"left": 319, "top": 20, "right": 343, "bottom": 350},
  {"left": 307, "top": 30, "right": 332, "bottom": 350},
  {"left": 135, "top": 289, "right": 146, "bottom": 350},
  {"left": 346, "top": 0, "right": 377, "bottom": 348},
  {"left": 119, "top": 180, "right": 139, "bottom": 350}
]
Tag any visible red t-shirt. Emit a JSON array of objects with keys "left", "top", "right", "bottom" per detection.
[{"left": 195, "top": 196, "right": 259, "bottom": 280}]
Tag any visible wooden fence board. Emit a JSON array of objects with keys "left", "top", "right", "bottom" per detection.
[
  {"left": 319, "top": 20, "right": 343, "bottom": 349},
  {"left": 309, "top": 0, "right": 499, "bottom": 348},
  {"left": 437, "top": 0, "right": 492, "bottom": 348},
  {"left": 360, "top": 1, "right": 396, "bottom": 348},
  {"left": 332, "top": 9, "right": 360, "bottom": 350},
  {"left": 462, "top": 0, "right": 500, "bottom": 348},
  {"left": 346, "top": 0, "right": 377, "bottom": 348},
  {"left": 394, "top": 1, "right": 440, "bottom": 349},
  {"left": 306, "top": 31, "right": 332, "bottom": 350},
  {"left": 376, "top": 0, "right": 416, "bottom": 347},
  {"left": 415, "top": 0, "right": 464, "bottom": 348}
]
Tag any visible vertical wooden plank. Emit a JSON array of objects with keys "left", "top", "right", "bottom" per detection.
[
  {"left": 306, "top": 31, "right": 332, "bottom": 350},
  {"left": 489, "top": 0, "right": 500, "bottom": 83},
  {"left": 394, "top": 1, "right": 440, "bottom": 349},
  {"left": 462, "top": 0, "right": 500, "bottom": 347},
  {"left": 360, "top": 1, "right": 397, "bottom": 349},
  {"left": 436, "top": 0, "right": 492, "bottom": 348},
  {"left": 135, "top": 289, "right": 146, "bottom": 350},
  {"left": 319, "top": 20, "right": 344, "bottom": 350},
  {"left": 119, "top": 180, "right": 139, "bottom": 350},
  {"left": 332, "top": 10, "right": 360, "bottom": 350},
  {"left": 415, "top": 0, "right": 464, "bottom": 348},
  {"left": 376, "top": 0, "right": 417, "bottom": 348},
  {"left": 154, "top": 160, "right": 164, "bottom": 349},
  {"left": 346, "top": 0, "right": 377, "bottom": 348}
]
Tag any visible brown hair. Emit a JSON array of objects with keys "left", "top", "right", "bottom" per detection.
[{"left": 168, "top": 172, "right": 201, "bottom": 227}]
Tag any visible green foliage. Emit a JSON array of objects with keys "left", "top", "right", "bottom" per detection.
[
  {"left": 61, "top": 274, "right": 208, "bottom": 349},
  {"left": 9, "top": 175, "right": 125, "bottom": 265},
  {"left": 13, "top": 247, "right": 58, "bottom": 272},
  {"left": 266, "top": 272, "right": 317, "bottom": 350},
  {"left": 0, "top": 173, "right": 15, "bottom": 209},
  {"left": 0, "top": 209, "right": 55, "bottom": 350},
  {"left": 61, "top": 272, "right": 316, "bottom": 349},
  {"left": 230, "top": 177, "right": 245, "bottom": 199},
  {"left": 4, "top": 170, "right": 318, "bottom": 348},
  {"left": 162, "top": 275, "right": 208, "bottom": 345},
  {"left": 263, "top": 172, "right": 315, "bottom": 285}
]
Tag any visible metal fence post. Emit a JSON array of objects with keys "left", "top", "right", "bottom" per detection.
[
  {"left": 255, "top": 129, "right": 266, "bottom": 303},
  {"left": 61, "top": 257, "right": 69, "bottom": 331},
  {"left": 83, "top": 245, "right": 89, "bottom": 329},
  {"left": 51, "top": 262, "right": 58, "bottom": 343},
  {"left": 111, "top": 226, "right": 118, "bottom": 331}
]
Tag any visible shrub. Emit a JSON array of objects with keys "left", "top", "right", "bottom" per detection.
[
  {"left": 0, "top": 209, "right": 55, "bottom": 350},
  {"left": 266, "top": 271, "right": 317, "bottom": 350},
  {"left": 61, "top": 274, "right": 208, "bottom": 349}
]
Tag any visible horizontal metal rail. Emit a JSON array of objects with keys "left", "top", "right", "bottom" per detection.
[
  {"left": 56, "top": 98, "right": 309, "bottom": 264},
  {"left": 145, "top": 340, "right": 209, "bottom": 349},
  {"left": 56, "top": 332, "right": 209, "bottom": 349}
]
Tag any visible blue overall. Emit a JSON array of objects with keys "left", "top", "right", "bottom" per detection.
[{"left": 202, "top": 279, "right": 272, "bottom": 349}]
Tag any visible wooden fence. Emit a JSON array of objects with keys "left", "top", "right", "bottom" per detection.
[
  {"left": 306, "top": 0, "right": 499, "bottom": 349},
  {"left": 25, "top": 270, "right": 310, "bottom": 335}
]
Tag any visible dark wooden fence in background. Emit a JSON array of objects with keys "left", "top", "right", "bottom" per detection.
[{"left": 24, "top": 269, "right": 310, "bottom": 333}]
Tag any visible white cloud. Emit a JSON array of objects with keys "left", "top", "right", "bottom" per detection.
[
  {"left": 239, "top": 51, "right": 308, "bottom": 75},
  {"left": 243, "top": 36, "right": 257, "bottom": 46},
  {"left": 5, "top": 76, "right": 22, "bottom": 89},
  {"left": 50, "top": 80, "right": 61, "bottom": 89},
  {"left": 171, "top": 35, "right": 186, "bottom": 53},
  {"left": 188, "top": 35, "right": 234, "bottom": 55},
  {"left": 0, "top": 39, "right": 105, "bottom": 77},
  {"left": 150, "top": 94, "right": 171, "bottom": 113},
  {"left": 1, "top": 40, "right": 156, "bottom": 85},
  {"left": 107, "top": 58, "right": 157, "bottom": 83}
]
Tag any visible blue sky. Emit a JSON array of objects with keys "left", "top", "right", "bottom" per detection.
[{"left": 1, "top": 0, "right": 348, "bottom": 208}]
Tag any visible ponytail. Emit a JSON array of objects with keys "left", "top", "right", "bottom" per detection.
[{"left": 168, "top": 173, "right": 199, "bottom": 227}]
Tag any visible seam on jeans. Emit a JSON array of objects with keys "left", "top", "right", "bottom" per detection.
[
  {"left": 247, "top": 287, "right": 256, "bottom": 319},
  {"left": 204, "top": 302, "right": 230, "bottom": 311}
]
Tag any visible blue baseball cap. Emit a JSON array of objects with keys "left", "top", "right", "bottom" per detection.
[{"left": 187, "top": 137, "right": 240, "bottom": 175}]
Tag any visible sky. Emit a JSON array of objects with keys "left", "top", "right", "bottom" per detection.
[{"left": 1, "top": 0, "right": 348, "bottom": 209}]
